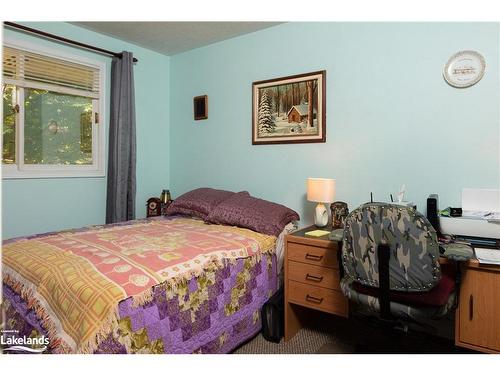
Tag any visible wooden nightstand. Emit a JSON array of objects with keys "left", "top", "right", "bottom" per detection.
[{"left": 284, "top": 225, "right": 348, "bottom": 341}]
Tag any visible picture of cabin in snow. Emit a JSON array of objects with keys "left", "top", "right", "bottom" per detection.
[
  {"left": 252, "top": 71, "right": 326, "bottom": 144},
  {"left": 287, "top": 104, "right": 317, "bottom": 124}
]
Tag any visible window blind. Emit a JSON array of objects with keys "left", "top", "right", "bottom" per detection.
[{"left": 3, "top": 46, "right": 100, "bottom": 94}]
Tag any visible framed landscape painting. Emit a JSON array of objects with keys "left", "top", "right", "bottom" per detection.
[{"left": 252, "top": 70, "right": 326, "bottom": 145}]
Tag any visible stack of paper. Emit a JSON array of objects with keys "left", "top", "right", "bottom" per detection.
[
  {"left": 475, "top": 247, "right": 500, "bottom": 265},
  {"left": 305, "top": 229, "right": 331, "bottom": 237},
  {"left": 462, "top": 188, "right": 500, "bottom": 222},
  {"left": 440, "top": 189, "right": 500, "bottom": 239}
]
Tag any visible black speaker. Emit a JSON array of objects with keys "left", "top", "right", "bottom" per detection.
[{"left": 427, "top": 194, "right": 441, "bottom": 235}]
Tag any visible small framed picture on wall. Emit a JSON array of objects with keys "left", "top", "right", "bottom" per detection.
[
  {"left": 252, "top": 70, "right": 326, "bottom": 145},
  {"left": 194, "top": 95, "right": 208, "bottom": 120}
]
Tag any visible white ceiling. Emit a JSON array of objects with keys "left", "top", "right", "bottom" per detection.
[{"left": 72, "top": 22, "right": 283, "bottom": 56}]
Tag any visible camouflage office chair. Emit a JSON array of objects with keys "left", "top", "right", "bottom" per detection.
[{"left": 340, "top": 202, "right": 472, "bottom": 323}]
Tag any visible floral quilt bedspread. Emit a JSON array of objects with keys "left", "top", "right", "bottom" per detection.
[{"left": 1, "top": 217, "right": 276, "bottom": 353}]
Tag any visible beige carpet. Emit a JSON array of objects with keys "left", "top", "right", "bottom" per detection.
[
  {"left": 233, "top": 312, "right": 473, "bottom": 354},
  {"left": 233, "top": 327, "right": 343, "bottom": 354}
]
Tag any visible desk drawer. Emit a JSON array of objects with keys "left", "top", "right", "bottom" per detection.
[
  {"left": 288, "top": 280, "right": 348, "bottom": 316},
  {"left": 288, "top": 261, "right": 340, "bottom": 290},
  {"left": 287, "top": 242, "right": 338, "bottom": 269}
]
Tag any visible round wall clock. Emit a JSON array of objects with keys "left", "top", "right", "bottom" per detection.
[{"left": 443, "top": 50, "right": 486, "bottom": 88}]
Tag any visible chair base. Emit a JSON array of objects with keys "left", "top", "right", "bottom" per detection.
[{"left": 348, "top": 311, "right": 457, "bottom": 354}]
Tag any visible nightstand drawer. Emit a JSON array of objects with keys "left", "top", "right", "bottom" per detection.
[
  {"left": 288, "top": 261, "right": 340, "bottom": 290},
  {"left": 288, "top": 280, "right": 348, "bottom": 316},
  {"left": 287, "top": 242, "right": 339, "bottom": 269}
]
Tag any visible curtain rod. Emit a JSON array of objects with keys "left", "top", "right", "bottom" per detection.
[{"left": 4, "top": 22, "right": 138, "bottom": 63}]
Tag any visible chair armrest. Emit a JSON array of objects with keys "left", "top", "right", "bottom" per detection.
[{"left": 440, "top": 243, "right": 474, "bottom": 262}]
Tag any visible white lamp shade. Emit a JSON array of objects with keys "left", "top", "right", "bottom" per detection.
[{"left": 307, "top": 178, "right": 336, "bottom": 203}]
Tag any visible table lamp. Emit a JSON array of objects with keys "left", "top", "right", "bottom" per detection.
[{"left": 307, "top": 178, "right": 336, "bottom": 227}]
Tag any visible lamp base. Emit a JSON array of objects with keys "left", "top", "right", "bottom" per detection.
[{"left": 314, "top": 203, "right": 329, "bottom": 227}]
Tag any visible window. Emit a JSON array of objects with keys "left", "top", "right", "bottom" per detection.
[{"left": 2, "top": 41, "right": 105, "bottom": 178}]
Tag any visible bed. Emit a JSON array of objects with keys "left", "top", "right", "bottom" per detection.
[{"left": 1, "top": 189, "right": 299, "bottom": 354}]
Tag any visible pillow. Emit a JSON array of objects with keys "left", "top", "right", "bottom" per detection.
[
  {"left": 207, "top": 192, "right": 300, "bottom": 236},
  {"left": 165, "top": 188, "right": 247, "bottom": 220}
]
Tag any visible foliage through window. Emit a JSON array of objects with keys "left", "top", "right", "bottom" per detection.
[
  {"left": 23, "top": 89, "right": 93, "bottom": 165},
  {"left": 2, "top": 84, "right": 16, "bottom": 164},
  {"left": 2, "top": 42, "right": 104, "bottom": 178}
]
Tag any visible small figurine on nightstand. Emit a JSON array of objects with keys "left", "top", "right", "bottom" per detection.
[
  {"left": 330, "top": 201, "right": 349, "bottom": 229},
  {"left": 160, "top": 189, "right": 173, "bottom": 215},
  {"left": 328, "top": 201, "right": 349, "bottom": 242}
]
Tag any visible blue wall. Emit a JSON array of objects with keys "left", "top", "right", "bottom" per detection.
[
  {"left": 169, "top": 22, "right": 500, "bottom": 225},
  {"left": 2, "top": 22, "right": 170, "bottom": 238},
  {"left": 3, "top": 22, "right": 499, "bottom": 237}
]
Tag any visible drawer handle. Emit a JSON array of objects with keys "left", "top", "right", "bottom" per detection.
[
  {"left": 305, "top": 294, "right": 324, "bottom": 304},
  {"left": 305, "top": 273, "right": 324, "bottom": 282},
  {"left": 469, "top": 294, "right": 474, "bottom": 321},
  {"left": 305, "top": 253, "right": 323, "bottom": 261}
]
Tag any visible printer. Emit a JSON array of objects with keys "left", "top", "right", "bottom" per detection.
[{"left": 439, "top": 188, "right": 500, "bottom": 244}]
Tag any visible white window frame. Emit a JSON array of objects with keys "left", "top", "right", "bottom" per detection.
[{"left": 2, "top": 37, "right": 106, "bottom": 179}]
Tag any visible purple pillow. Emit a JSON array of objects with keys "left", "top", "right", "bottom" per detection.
[
  {"left": 165, "top": 188, "right": 247, "bottom": 220},
  {"left": 207, "top": 192, "right": 300, "bottom": 236}
]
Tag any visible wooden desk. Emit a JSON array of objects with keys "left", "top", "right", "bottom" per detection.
[
  {"left": 455, "top": 259, "right": 500, "bottom": 353},
  {"left": 284, "top": 225, "right": 348, "bottom": 341},
  {"left": 285, "top": 226, "right": 500, "bottom": 353}
]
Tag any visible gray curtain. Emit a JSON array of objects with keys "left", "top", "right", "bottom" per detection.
[{"left": 106, "top": 51, "right": 136, "bottom": 223}]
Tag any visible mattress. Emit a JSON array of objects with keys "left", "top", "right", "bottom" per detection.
[{"left": 1, "top": 216, "right": 279, "bottom": 354}]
